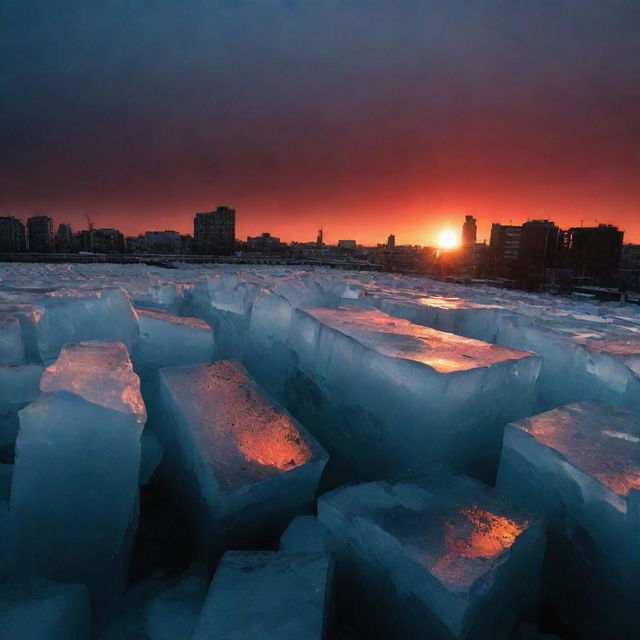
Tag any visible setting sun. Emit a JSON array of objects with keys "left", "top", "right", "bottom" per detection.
[{"left": 437, "top": 230, "right": 458, "bottom": 250}]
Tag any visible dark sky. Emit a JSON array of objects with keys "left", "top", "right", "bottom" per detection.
[{"left": 2, "top": 0, "right": 639, "bottom": 244}]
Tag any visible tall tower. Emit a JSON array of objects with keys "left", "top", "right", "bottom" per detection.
[
  {"left": 462, "top": 215, "right": 477, "bottom": 247},
  {"left": 194, "top": 206, "right": 236, "bottom": 255},
  {"left": 387, "top": 234, "right": 395, "bottom": 249},
  {"left": 27, "top": 216, "right": 54, "bottom": 252},
  {"left": 316, "top": 226, "right": 323, "bottom": 250}
]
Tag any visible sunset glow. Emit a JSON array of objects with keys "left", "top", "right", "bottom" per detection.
[{"left": 437, "top": 230, "right": 458, "bottom": 250}]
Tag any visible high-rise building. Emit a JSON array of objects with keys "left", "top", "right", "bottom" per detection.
[
  {"left": 27, "top": 216, "right": 54, "bottom": 252},
  {"left": 516, "top": 219, "right": 560, "bottom": 287},
  {"left": 564, "top": 224, "right": 624, "bottom": 278},
  {"left": 0, "top": 216, "right": 26, "bottom": 252},
  {"left": 518, "top": 220, "right": 559, "bottom": 270},
  {"left": 316, "top": 227, "right": 323, "bottom": 250},
  {"left": 55, "top": 223, "right": 74, "bottom": 252},
  {"left": 194, "top": 206, "right": 236, "bottom": 255},
  {"left": 489, "top": 223, "right": 522, "bottom": 276},
  {"left": 387, "top": 234, "right": 395, "bottom": 249},
  {"left": 462, "top": 215, "right": 477, "bottom": 247}
]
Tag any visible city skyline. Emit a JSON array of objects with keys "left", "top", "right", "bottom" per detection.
[
  {"left": 2, "top": 2, "right": 639, "bottom": 246},
  {"left": 0, "top": 206, "right": 638, "bottom": 249}
]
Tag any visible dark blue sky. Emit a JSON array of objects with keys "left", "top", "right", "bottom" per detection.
[{"left": 2, "top": 1, "right": 639, "bottom": 243}]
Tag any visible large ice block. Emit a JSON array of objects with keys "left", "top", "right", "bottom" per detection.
[
  {"left": 186, "top": 274, "right": 260, "bottom": 359},
  {"left": 318, "top": 475, "right": 545, "bottom": 639},
  {"left": 94, "top": 565, "right": 207, "bottom": 640},
  {"left": 0, "top": 363, "right": 43, "bottom": 459},
  {"left": 0, "top": 463, "right": 11, "bottom": 501},
  {"left": 280, "top": 515, "right": 331, "bottom": 553},
  {"left": 0, "top": 579, "right": 91, "bottom": 640},
  {"left": 377, "top": 294, "right": 640, "bottom": 413},
  {"left": 133, "top": 307, "right": 216, "bottom": 371},
  {"left": 156, "top": 360, "right": 328, "bottom": 555},
  {"left": 144, "top": 570, "right": 208, "bottom": 640},
  {"left": 496, "top": 401, "right": 640, "bottom": 639},
  {"left": 0, "top": 314, "right": 25, "bottom": 363},
  {"left": 244, "top": 292, "right": 299, "bottom": 402},
  {"left": 0, "top": 301, "right": 43, "bottom": 362},
  {"left": 192, "top": 551, "right": 332, "bottom": 640},
  {"left": 36, "top": 287, "right": 139, "bottom": 363},
  {"left": 7, "top": 342, "right": 146, "bottom": 613},
  {"left": 285, "top": 307, "right": 541, "bottom": 481}
]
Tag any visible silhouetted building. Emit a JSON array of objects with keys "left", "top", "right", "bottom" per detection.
[
  {"left": 489, "top": 223, "right": 521, "bottom": 276},
  {"left": 387, "top": 234, "right": 395, "bottom": 249},
  {"left": 143, "top": 230, "right": 181, "bottom": 253},
  {"left": 247, "top": 232, "right": 284, "bottom": 253},
  {"left": 338, "top": 239, "right": 357, "bottom": 250},
  {"left": 180, "top": 234, "right": 193, "bottom": 254},
  {"left": 517, "top": 220, "right": 560, "bottom": 288},
  {"left": 76, "top": 230, "right": 92, "bottom": 252},
  {"left": 194, "top": 206, "right": 236, "bottom": 255},
  {"left": 55, "top": 223, "right": 74, "bottom": 252},
  {"left": 462, "top": 215, "right": 477, "bottom": 247},
  {"left": 90, "top": 228, "right": 125, "bottom": 253},
  {"left": 564, "top": 224, "right": 623, "bottom": 279},
  {"left": 27, "top": 216, "right": 54, "bottom": 252},
  {"left": 0, "top": 216, "right": 26, "bottom": 252},
  {"left": 316, "top": 227, "right": 324, "bottom": 250}
]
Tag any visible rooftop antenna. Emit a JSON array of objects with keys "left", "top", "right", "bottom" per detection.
[{"left": 85, "top": 214, "right": 94, "bottom": 231}]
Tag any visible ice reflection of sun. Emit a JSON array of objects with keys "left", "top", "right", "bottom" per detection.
[
  {"left": 236, "top": 421, "right": 312, "bottom": 472},
  {"left": 432, "top": 506, "right": 527, "bottom": 586}
]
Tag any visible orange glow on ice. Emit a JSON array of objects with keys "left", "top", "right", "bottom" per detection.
[
  {"left": 235, "top": 419, "right": 312, "bottom": 472},
  {"left": 432, "top": 506, "right": 527, "bottom": 587}
]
